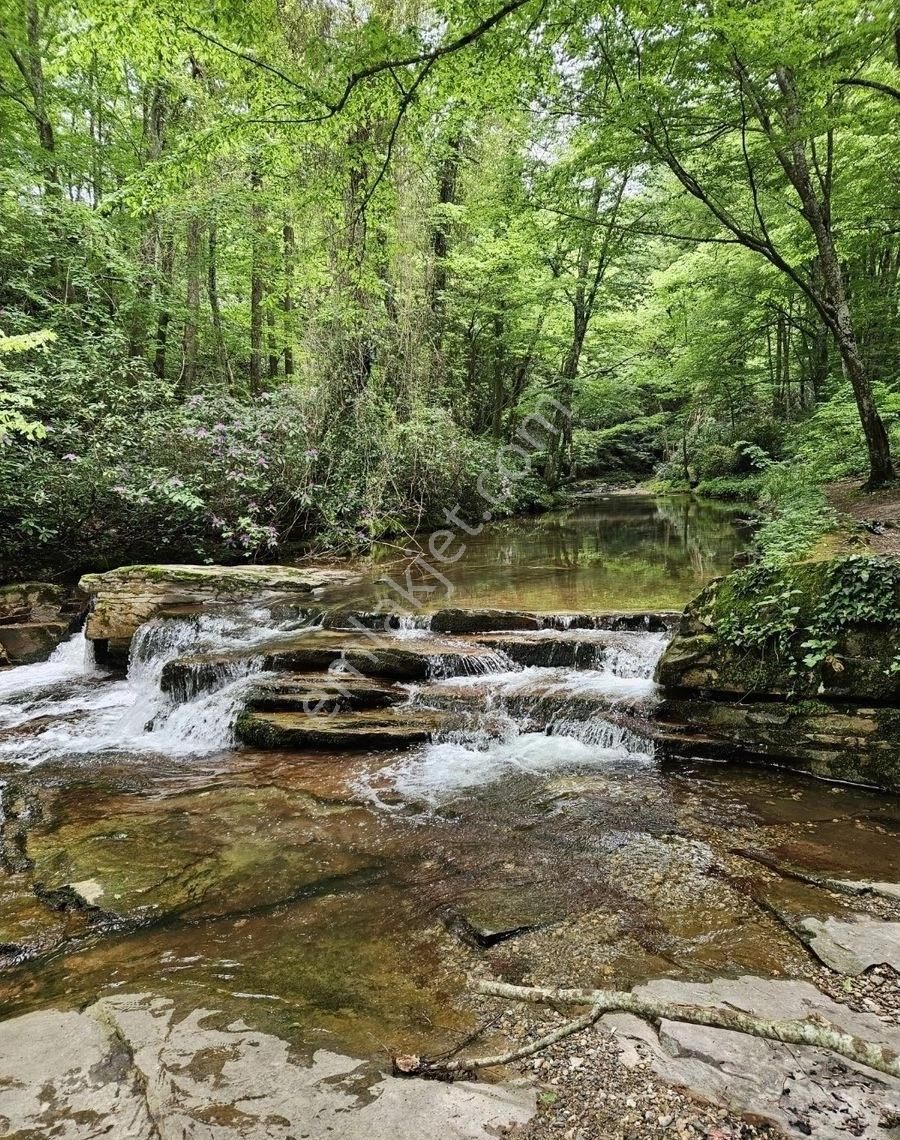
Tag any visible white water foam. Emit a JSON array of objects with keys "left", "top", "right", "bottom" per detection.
[
  {"left": 0, "top": 612, "right": 287, "bottom": 765},
  {"left": 0, "top": 630, "right": 98, "bottom": 702},
  {"left": 364, "top": 727, "right": 654, "bottom": 806},
  {"left": 360, "top": 626, "right": 667, "bottom": 806}
]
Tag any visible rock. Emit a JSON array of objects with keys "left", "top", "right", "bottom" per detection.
[
  {"left": 161, "top": 629, "right": 508, "bottom": 696},
  {"left": 0, "top": 581, "right": 67, "bottom": 623},
  {"left": 605, "top": 975, "right": 900, "bottom": 1140},
  {"left": 799, "top": 914, "right": 900, "bottom": 975},
  {"left": 0, "top": 581, "right": 85, "bottom": 663},
  {"left": 325, "top": 608, "right": 681, "bottom": 635},
  {"left": 245, "top": 672, "right": 401, "bottom": 713},
  {"left": 236, "top": 708, "right": 450, "bottom": 750},
  {"left": 829, "top": 879, "right": 900, "bottom": 901},
  {"left": 0, "top": 993, "right": 536, "bottom": 1139},
  {"left": 473, "top": 629, "right": 650, "bottom": 669},
  {"left": 430, "top": 608, "right": 545, "bottom": 633},
  {"left": 0, "top": 1006, "right": 158, "bottom": 1137},
  {"left": 654, "top": 560, "right": 900, "bottom": 790},
  {"left": 654, "top": 696, "right": 900, "bottom": 790},
  {"left": 24, "top": 781, "right": 378, "bottom": 934},
  {"left": 0, "top": 620, "right": 70, "bottom": 664},
  {"left": 78, "top": 564, "right": 359, "bottom": 664}
]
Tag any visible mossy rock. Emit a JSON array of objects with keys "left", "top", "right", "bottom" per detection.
[{"left": 659, "top": 555, "right": 900, "bottom": 701}]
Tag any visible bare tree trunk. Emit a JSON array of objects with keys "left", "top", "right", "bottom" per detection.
[{"left": 397, "top": 979, "right": 900, "bottom": 1082}]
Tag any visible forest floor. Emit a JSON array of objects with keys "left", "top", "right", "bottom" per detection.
[{"left": 826, "top": 478, "right": 900, "bottom": 556}]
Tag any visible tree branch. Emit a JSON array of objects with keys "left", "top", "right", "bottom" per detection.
[
  {"left": 397, "top": 980, "right": 900, "bottom": 1081},
  {"left": 837, "top": 77, "right": 900, "bottom": 102}
]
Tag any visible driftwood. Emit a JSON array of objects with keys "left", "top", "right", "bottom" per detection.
[{"left": 393, "top": 978, "right": 900, "bottom": 1081}]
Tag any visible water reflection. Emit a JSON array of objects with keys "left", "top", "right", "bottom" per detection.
[{"left": 341, "top": 494, "right": 749, "bottom": 613}]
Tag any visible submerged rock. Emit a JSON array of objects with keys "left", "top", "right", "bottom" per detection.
[
  {"left": 0, "top": 993, "right": 536, "bottom": 1140},
  {"left": 79, "top": 564, "right": 359, "bottom": 666}
]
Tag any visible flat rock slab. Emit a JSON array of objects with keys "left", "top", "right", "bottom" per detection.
[
  {"left": 800, "top": 914, "right": 900, "bottom": 974},
  {"left": 830, "top": 879, "right": 900, "bottom": 901},
  {"left": 0, "top": 993, "right": 535, "bottom": 1139},
  {"left": 246, "top": 672, "right": 402, "bottom": 712},
  {"left": 605, "top": 975, "right": 900, "bottom": 1139},
  {"left": 79, "top": 563, "right": 359, "bottom": 645},
  {"left": 236, "top": 707, "right": 450, "bottom": 750},
  {"left": 162, "top": 630, "right": 509, "bottom": 695},
  {"left": 472, "top": 628, "right": 650, "bottom": 669}
]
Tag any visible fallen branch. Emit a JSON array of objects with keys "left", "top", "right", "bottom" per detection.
[
  {"left": 394, "top": 1004, "right": 604, "bottom": 1078},
  {"left": 392, "top": 979, "right": 900, "bottom": 1081}
]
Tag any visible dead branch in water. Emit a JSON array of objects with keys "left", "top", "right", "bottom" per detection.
[{"left": 393, "top": 978, "right": 900, "bottom": 1081}]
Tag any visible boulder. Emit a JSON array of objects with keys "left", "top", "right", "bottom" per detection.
[
  {"left": 654, "top": 558, "right": 900, "bottom": 790},
  {"left": 0, "top": 620, "right": 69, "bottom": 665},
  {"left": 78, "top": 564, "right": 359, "bottom": 665},
  {"left": 0, "top": 581, "right": 85, "bottom": 664}
]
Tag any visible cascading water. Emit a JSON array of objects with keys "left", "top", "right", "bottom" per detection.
[
  {"left": 361, "top": 620, "right": 668, "bottom": 805},
  {"left": 0, "top": 609, "right": 304, "bottom": 765}
]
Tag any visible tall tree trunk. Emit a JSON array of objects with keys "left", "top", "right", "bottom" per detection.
[
  {"left": 153, "top": 235, "right": 175, "bottom": 380},
  {"left": 431, "top": 136, "right": 461, "bottom": 349},
  {"left": 208, "top": 221, "right": 233, "bottom": 389},
  {"left": 775, "top": 71, "right": 891, "bottom": 481},
  {"left": 267, "top": 307, "right": 279, "bottom": 380},
  {"left": 180, "top": 214, "right": 203, "bottom": 396},
  {"left": 249, "top": 170, "right": 264, "bottom": 396},
  {"left": 283, "top": 223, "right": 296, "bottom": 377},
  {"left": 24, "top": 0, "right": 58, "bottom": 196}
]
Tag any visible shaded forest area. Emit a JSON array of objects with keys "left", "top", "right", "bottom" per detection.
[{"left": 1, "top": 0, "right": 898, "bottom": 579}]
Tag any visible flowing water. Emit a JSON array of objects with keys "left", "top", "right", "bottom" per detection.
[{"left": 1, "top": 493, "right": 898, "bottom": 1064}]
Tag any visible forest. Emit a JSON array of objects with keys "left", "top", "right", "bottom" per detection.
[{"left": 1, "top": 0, "right": 898, "bottom": 579}]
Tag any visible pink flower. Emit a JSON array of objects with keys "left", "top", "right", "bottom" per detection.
[{"left": 62, "top": 453, "right": 78, "bottom": 461}]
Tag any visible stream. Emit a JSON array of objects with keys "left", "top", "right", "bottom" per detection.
[{"left": 1, "top": 493, "right": 899, "bottom": 1069}]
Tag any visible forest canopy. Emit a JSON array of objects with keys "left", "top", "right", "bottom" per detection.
[{"left": 1, "top": 0, "right": 898, "bottom": 578}]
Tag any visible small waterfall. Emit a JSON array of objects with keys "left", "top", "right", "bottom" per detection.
[
  {"left": 0, "top": 630, "right": 98, "bottom": 702},
  {"left": 361, "top": 624, "right": 668, "bottom": 805},
  {"left": 392, "top": 614, "right": 432, "bottom": 640},
  {"left": 0, "top": 611, "right": 282, "bottom": 765},
  {"left": 425, "top": 647, "right": 515, "bottom": 679}
]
